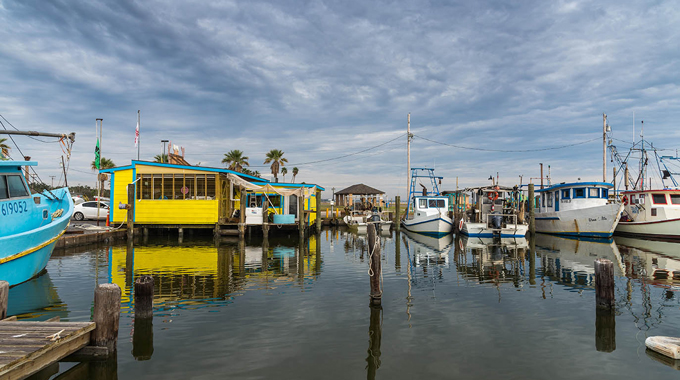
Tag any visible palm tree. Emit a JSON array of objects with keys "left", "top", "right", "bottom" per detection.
[
  {"left": 222, "top": 150, "right": 249, "bottom": 172},
  {"left": 281, "top": 167, "right": 288, "bottom": 182},
  {"left": 153, "top": 154, "right": 168, "bottom": 163},
  {"left": 292, "top": 167, "right": 299, "bottom": 183},
  {"left": 263, "top": 149, "right": 288, "bottom": 182},
  {"left": 91, "top": 157, "right": 115, "bottom": 194},
  {"left": 0, "top": 138, "right": 10, "bottom": 159}
]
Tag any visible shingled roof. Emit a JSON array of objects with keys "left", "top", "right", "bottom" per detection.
[{"left": 335, "top": 184, "right": 384, "bottom": 195}]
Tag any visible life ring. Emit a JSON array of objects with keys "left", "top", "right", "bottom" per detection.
[
  {"left": 458, "top": 219, "right": 464, "bottom": 231},
  {"left": 487, "top": 191, "right": 499, "bottom": 202},
  {"left": 622, "top": 195, "right": 628, "bottom": 206}
]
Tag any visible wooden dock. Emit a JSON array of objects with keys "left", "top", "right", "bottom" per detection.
[{"left": 0, "top": 320, "right": 95, "bottom": 379}]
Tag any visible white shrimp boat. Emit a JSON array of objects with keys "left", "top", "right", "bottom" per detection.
[
  {"left": 535, "top": 182, "right": 623, "bottom": 238},
  {"left": 454, "top": 185, "right": 528, "bottom": 238},
  {"left": 401, "top": 168, "right": 453, "bottom": 237},
  {"left": 616, "top": 190, "right": 680, "bottom": 240}
]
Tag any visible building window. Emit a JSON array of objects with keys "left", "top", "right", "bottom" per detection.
[
  {"left": 588, "top": 188, "right": 599, "bottom": 198},
  {"left": 561, "top": 189, "right": 570, "bottom": 199},
  {"left": 671, "top": 194, "right": 680, "bottom": 205},
  {"left": 206, "top": 175, "right": 216, "bottom": 199},
  {"left": 574, "top": 188, "right": 585, "bottom": 198},
  {"left": 185, "top": 175, "right": 195, "bottom": 199},
  {"left": 652, "top": 194, "right": 668, "bottom": 205},
  {"left": 196, "top": 174, "right": 206, "bottom": 198}
]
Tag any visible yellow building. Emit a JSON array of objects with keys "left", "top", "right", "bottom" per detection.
[{"left": 101, "top": 161, "right": 324, "bottom": 229}]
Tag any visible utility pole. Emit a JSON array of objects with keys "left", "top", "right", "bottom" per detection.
[
  {"left": 603, "top": 113, "right": 607, "bottom": 182},
  {"left": 407, "top": 113, "right": 411, "bottom": 195},
  {"left": 96, "top": 118, "right": 103, "bottom": 226},
  {"left": 49, "top": 175, "right": 55, "bottom": 188}
]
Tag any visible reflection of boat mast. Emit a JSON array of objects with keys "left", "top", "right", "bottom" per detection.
[{"left": 402, "top": 234, "right": 413, "bottom": 326}]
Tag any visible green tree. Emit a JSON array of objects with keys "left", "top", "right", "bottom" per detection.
[
  {"left": 0, "top": 138, "right": 10, "bottom": 160},
  {"left": 91, "top": 157, "right": 115, "bottom": 193},
  {"left": 281, "top": 167, "right": 288, "bottom": 182},
  {"left": 153, "top": 154, "right": 168, "bottom": 163},
  {"left": 263, "top": 149, "right": 288, "bottom": 183},
  {"left": 222, "top": 150, "right": 249, "bottom": 172},
  {"left": 292, "top": 167, "right": 299, "bottom": 183}
]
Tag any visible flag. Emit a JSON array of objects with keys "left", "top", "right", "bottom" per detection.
[
  {"left": 94, "top": 138, "right": 100, "bottom": 169},
  {"left": 135, "top": 118, "right": 140, "bottom": 148}
]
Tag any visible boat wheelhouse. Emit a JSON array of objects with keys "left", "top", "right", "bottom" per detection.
[
  {"left": 535, "top": 182, "right": 623, "bottom": 238},
  {"left": 452, "top": 185, "right": 528, "bottom": 238},
  {"left": 401, "top": 168, "right": 453, "bottom": 237},
  {"left": 617, "top": 189, "right": 680, "bottom": 240}
]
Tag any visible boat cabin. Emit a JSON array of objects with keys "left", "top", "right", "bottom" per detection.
[
  {"left": 536, "top": 182, "right": 613, "bottom": 213},
  {"left": 409, "top": 196, "right": 449, "bottom": 217},
  {"left": 620, "top": 189, "right": 680, "bottom": 222}
]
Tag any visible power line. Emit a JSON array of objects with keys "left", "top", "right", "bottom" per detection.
[{"left": 412, "top": 134, "right": 601, "bottom": 153}]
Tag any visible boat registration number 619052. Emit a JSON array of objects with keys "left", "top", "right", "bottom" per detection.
[{"left": 1, "top": 201, "right": 28, "bottom": 216}]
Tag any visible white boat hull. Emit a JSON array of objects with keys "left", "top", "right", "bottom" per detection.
[
  {"left": 616, "top": 217, "right": 680, "bottom": 240},
  {"left": 460, "top": 222, "right": 528, "bottom": 238},
  {"left": 535, "top": 203, "right": 623, "bottom": 238},
  {"left": 402, "top": 215, "right": 453, "bottom": 237}
]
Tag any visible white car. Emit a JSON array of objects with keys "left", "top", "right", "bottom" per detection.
[{"left": 73, "top": 201, "right": 109, "bottom": 221}]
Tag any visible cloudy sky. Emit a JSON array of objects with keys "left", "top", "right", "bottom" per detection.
[{"left": 1, "top": 0, "right": 679, "bottom": 197}]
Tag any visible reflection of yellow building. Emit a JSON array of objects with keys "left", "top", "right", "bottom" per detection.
[
  {"left": 109, "top": 239, "right": 321, "bottom": 310},
  {"left": 100, "top": 161, "right": 324, "bottom": 228}
]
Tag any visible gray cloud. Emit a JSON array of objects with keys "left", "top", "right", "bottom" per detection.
[{"left": 1, "top": 0, "right": 679, "bottom": 196}]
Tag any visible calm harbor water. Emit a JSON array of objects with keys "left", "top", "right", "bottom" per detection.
[{"left": 13, "top": 229, "right": 680, "bottom": 379}]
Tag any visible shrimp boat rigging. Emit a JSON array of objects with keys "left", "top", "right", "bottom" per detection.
[
  {"left": 0, "top": 129, "right": 75, "bottom": 286},
  {"left": 610, "top": 131, "right": 680, "bottom": 240}
]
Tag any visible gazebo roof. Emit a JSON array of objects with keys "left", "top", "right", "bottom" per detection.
[{"left": 335, "top": 184, "right": 384, "bottom": 195}]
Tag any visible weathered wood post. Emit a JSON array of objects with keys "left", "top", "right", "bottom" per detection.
[
  {"left": 0, "top": 280, "right": 8, "bottom": 320},
  {"left": 315, "top": 189, "right": 321, "bottom": 232},
  {"left": 594, "top": 258, "right": 616, "bottom": 352},
  {"left": 133, "top": 276, "right": 154, "bottom": 361},
  {"left": 595, "top": 259, "right": 615, "bottom": 309},
  {"left": 127, "top": 184, "right": 135, "bottom": 240},
  {"left": 239, "top": 188, "right": 246, "bottom": 239},
  {"left": 366, "top": 305, "right": 383, "bottom": 379},
  {"left": 262, "top": 197, "right": 269, "bottom": 239},
  {"left": 394, "top": 196, "right": 401, "bottom": 231},
  {"left": 298, "top": 194, "right": 305, "bottom": 237},
  {"left": 528, "top": 184, "right": 535, "bottom": 235},
  {"left": 367, "top": 222, "right": 382, "bottom": 306},
  {"left": 92, "top": 283, "right": 121, "bottom": 352},
  {"left": 134, "top": 276, "right": 154, "bottom": 319}
]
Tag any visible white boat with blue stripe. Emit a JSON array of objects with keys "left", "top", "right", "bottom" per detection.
[
  {"left": 535, "top": 182, "right": 623, "bottom": 238},
  {"left": 0, "top": 160, "right": 74, "bottom": 286},
  {"left": 401, "top": 168, "right": 453, "bottom": 237}
]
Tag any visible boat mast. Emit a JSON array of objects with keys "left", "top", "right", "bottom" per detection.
[
  {"left": 603, "top": 113, "right": 607, "bottom": 182},
  {"left": 0, "top": 130, "right": 75, "bottom": 142}
]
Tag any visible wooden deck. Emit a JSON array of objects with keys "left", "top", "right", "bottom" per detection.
[{"left": 0, "top": 321, "right": 95, "bottom": 380}]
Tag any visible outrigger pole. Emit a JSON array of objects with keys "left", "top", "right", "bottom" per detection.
[{"left": 0, "top": 130, "right": 75, "bottom": 142}]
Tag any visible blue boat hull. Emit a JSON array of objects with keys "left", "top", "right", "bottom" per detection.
[{"left": 0, "top": 187, "right": 73, "bottom": 286}]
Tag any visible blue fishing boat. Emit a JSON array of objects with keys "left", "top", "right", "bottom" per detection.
[
  {"left": 401, "top": 168, "right": 453, "bottom": 237},
  {"left": 0, "top": 161, "right": 73, "bottom": 286}
]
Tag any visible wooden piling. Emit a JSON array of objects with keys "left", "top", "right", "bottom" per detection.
[
  {"left": 127, "top": 184, "right": 135, "bottom": 240},
  {"left": 595, "top": 308, "right": 616, "bottom": 353},
  {"left": 315, "top": 189, "right": 321, "bottom": 232},
  {"left": 595, "top": 259, "right": 615, "bottom": 310},
  {"left": 239, "top": 188, "right": 246, "bottom": 239},
  {"left": 0, "top": 281, "right": 8, "bottom": 320},
  {"left": 134, "top": 276, "right": 154, "bottom": 319},
  {"left": 298, "top": 195, "right": 305, "bottom": 237},
  {"left": 367, "top": 223, "right": 382, "bottom": 305},
  {"left": 528, "top": 184, "right": 535, "bottom": 235},
  {"left": 394, "top": 196, "right": 401, "bottom": 231},
  {"left": 366, "top": 305, "right": 382, "bottom": 378},
  {"left": 91, "top": 283, "right": 121, "bottom": 352}
]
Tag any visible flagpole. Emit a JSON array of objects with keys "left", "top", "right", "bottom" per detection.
[
  {"left": 96, "top": 118, "right": 103, "bottom": 226},
  {"left": 137, "top": 110, "right": 140, "bottom": 160}
]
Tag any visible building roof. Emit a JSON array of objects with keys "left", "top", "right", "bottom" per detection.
[{"left": 335, "top": 184, "right": 384, "bottom": 195}]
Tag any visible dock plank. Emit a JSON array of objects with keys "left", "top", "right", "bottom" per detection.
[{"left": 0, "top": 321, "right": 95, "bottom": 380}]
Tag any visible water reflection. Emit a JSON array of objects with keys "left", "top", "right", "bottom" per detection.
[
  {"left": 366, "top": 305, "right": 382, "bottom": 380},
  {"left": 8, "top": 272, "right": 67, "bottom": 320},
  {"left": 107, "top": 235, "right": 321, "bottom": 317},
  {"left": 453, "top": 236, "right": 527, "bottom": 289}
]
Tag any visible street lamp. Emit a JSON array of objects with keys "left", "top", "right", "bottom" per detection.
[
  {"left": 331, "top": 187, "right": 335, "bottom": 219},
  {"left": 161, "top": 140, "right": 169, "bottom": 163}
]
